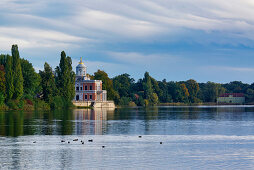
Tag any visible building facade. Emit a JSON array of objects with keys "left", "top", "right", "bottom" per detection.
[
  {"left": 74, "top": 58, "right": 107, "bottom": 102},
  {"left": 217, "top": 93, "right": 245, "bottom": 104}
]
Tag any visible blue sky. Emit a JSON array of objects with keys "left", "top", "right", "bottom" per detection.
[{"left": 1, "top": 0, "right": 254, "bottom": 83}]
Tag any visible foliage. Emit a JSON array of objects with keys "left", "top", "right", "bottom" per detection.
[
  {"left": 5, "top": 55, "right": 14, "bottom": 100},
  {"left": 201, "top": 82, "right": 226, "bottom": 102},
  {"left": 55, "top": 51, "right": 76, "bottom": 105},
  {"left": 186, "top": 79, "right": 199, "bottom": 103},
  {"left": 20, "top": 59, "right": 41, "bottom": 97},
  {"left": 0, "top": 65, "right": 6, "bottom": 97},
  {"left": 118, "top": 97, "right": 131, "bottom": 106},
  {"left": 143, "top": 72, "right": 153, "bottom": 101},
  {"left": 39, "top": 62, "right": 56, "bottom": 104},
  {"left": 34, "top": 99, "right": 50, "bottom": 110},
  {"left": 0, "top": 93, "right": 4, "bottom": 106},
  {"left": 12, "top": 45, "right": 23, "bottom": 100},
  {"left": 180, "top": 83, "right": 189, "bottom": 103},
  {"left": 113, "top": 73, "right": 134, "bottom": 98},
  {"left": 93, "top": 69, "right": 119, "bottom": 102}
]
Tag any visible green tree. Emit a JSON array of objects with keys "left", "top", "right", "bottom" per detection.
[
  {"left": 39, "top": 62, "right": 56, "bottom": 104},
  {"left": 0, "top": 65, "right": 6, "bottom": 95},
  {"left": 5, "top": 55, "right": 14, "bottom": 100},
  {"left": 20, "top": 59, "right": 41, "bottom": 98},
  {"left": 203, "top": 81, "right": 225, "bottom": 102},
  {"left": 11, "top": 45, "right": 23, "bottom": 100},
  {"left": 55, "top": 51, "right": 75, "bottom": 104},
  {"left": 112, "top": 73, "right": 134, "bottom": 98},
  {"left": 151, "top": 77, "right": 163, "bottom": 102},
  {"left": 0, "top": 65, "right": 6, "bottom": 104},
  {"left": 246, "top": 88, "right": 254, "bottom": 103},
  {"left": 143, "top": 72, "right": 153, "bottom": 103},
  {"left": 186, "top": 79, "right": 199, "bottom": 103},
  {"left": 158, "top": 79, "right": 172, "bottom": 103},
  {"left": 0, "top": 55, "right": 7, "bottom": 66},
  {"left": 93, "top": 69, "right": 119, "bottom": 102},
  {"left": 168, "top": 81, "right": 183, "bottom": 102}
]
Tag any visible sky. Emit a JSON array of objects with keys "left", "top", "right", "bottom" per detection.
[{"left": 1, "top": 0, "right": 254, "bottom": 83}]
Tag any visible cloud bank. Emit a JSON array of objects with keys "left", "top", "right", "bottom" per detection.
[{"left": 1, "top": 0, "right": 254, "bottom": 83}]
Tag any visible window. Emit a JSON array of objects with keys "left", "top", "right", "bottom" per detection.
[
  {"left": 85, "top": 95, "right": 87, "bottom": 100},
  {"left": 76, "top": 95, "right": 79, "bottom": 101},
  {"left": 76, "top": 87, "right": 79, "bottom": 91},
  {"left": 90, "top": 85, "right": 92, "bottom": 90},
  {"left": 85, "top": 86, "right": 87, "bottom": 90},
  {"left": 90, "top": 95, "right": 92, "bottom": 100},
  {"left": 80, "top": 87, "right": 82, "bottom": 91}
]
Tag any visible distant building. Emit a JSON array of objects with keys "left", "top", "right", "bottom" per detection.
[
  {"left": 73, "top": 58, "right": 115, "bottom": 108},
  {"left": 217, "top": 93, "right": 245, "bottom": 104},
  {"left": 74, "top": 58, "right": 107, "bottom": 102}
]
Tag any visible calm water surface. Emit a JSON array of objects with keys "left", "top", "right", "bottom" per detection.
[{"left": 1, "top": 106, "right": 254, "bottom": 169}]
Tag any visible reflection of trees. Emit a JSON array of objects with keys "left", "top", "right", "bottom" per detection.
[{"left": 0, "top": 111, "right": 24, "bottom": 137}]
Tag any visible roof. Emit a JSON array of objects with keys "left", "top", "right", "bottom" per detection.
[
  {"left": 76, "top": 57, "right": 86, "bottom": 68},
  {"left": 76, "top": 63, "right": 86, "bottom": 68},
  {"left": 219, "top": 93, "right": 245, "bottom": 97}
]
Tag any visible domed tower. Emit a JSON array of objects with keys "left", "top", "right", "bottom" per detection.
[{"left": 76, "top": 57, "right": 87, "bottom": 78}]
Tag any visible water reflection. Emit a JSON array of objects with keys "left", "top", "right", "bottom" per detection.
[
  {"left": 1, "top": 106, "right": 254, "bottom": 137},
  {"left": 73, "top": 108, "right": 114, "bottom": 135}
]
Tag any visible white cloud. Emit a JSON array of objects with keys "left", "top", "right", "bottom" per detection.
[
  {"left": 205, "top": 66, "right": 254, "bottom": 73},
  {"left": 2, "top": 0, "right": 254, "bottom": 45},
  {"left": 108, "top": 51, "right": 182, "bottom": 66},
  {"left": 0, "top": 26, "right": 88, "bottom": 50}
]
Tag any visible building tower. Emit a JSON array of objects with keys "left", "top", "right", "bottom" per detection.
[{"left": 76, "top": 57, "right": 87, "bottom": 79}]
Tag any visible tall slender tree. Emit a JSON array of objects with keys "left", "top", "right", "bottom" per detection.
[
  {"left": 143, "top": 72, "right": 153, "bottom": 104},
  {"left": 5, "top": 55, "right": 14, "bottom": 100},
  {"left": 11, "top": 45, "right": 23, "bottom": 99},
  {"left": 55, "top": 51, "right": 75, "bottom": 103},
  {"left": 0, "top": 65, "right": 6, "bottom": 96}
]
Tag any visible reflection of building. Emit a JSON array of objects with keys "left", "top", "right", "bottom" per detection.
[
  {"left": 72, "top": 58, "right": 115, "bottom": 108},
  {"left": 217, "top": 93, "right": 245, "bottom": 104},
  {"left": 73, "top": 109, "right": 109, "bottom": 135}
]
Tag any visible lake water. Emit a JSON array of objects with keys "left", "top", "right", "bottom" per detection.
[{"left": 1, "top": 106, "right": 254, "bottom": 169}]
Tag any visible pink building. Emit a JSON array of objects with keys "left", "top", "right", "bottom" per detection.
[{"left": 74, "top": 58, "right": 107, "bottom": 102}]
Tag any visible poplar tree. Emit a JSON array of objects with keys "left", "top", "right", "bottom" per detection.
[
  {"left": 0, "top": 65, "right": 6, "bottom": 96},
  {"left": 11, "top": 45, "right": 23, "bottom": 100},
  {"left": 143, "top": 72, "right": 153, "bottom": 101},
  {"left": 39, "top": 62, "right": 56, "bottom": 103},
  {"left": 55, "top": 51, "right": 75, "bottom": 103},
  {"left": 5, "top": 55, "right": 14, "bottom": 100}
]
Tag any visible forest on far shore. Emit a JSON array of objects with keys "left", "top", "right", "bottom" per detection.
[{"left": 0, "top": 45, "right": 254, "bottom": 110}]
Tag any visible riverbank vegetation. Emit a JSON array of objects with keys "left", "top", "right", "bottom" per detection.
[
  {"left": 0, "top": 45, "right": 75, "bottom": 110},
  {"left": 0, "top": 45, "right": 254, "bottom": 110},
  {"left": 95, "top": 71, "right": 254, "bottom": 106}
]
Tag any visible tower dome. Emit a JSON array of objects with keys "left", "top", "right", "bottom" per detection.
[{"left": 76, "top": 57, "right": 87, "bottom": 77}]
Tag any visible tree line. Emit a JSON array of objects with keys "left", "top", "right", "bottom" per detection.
[
  {"left": 1, "top": 45, "right": 253, "bottom": 109},
  {"left": 93, "top": 71, "right": 254, "bottom": 106},
  {"left": 0, "top": 45, "right": 75, "bottom": 110}
]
